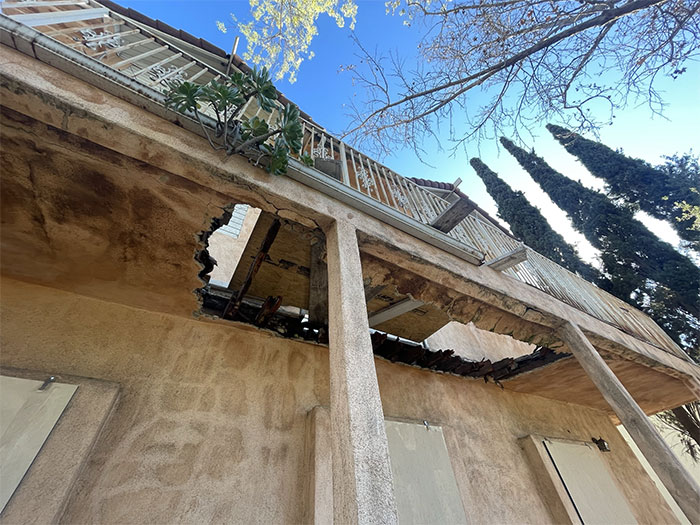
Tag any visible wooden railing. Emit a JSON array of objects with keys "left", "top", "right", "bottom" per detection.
[
  {"left": 1, "top": 0, "right": 687, "bottom": 360},
  {"left": 295, "top": 120, "right": 685, "bottom": 359}
]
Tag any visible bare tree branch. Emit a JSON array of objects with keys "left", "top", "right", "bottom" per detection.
[{"left": 343, "top": 0, "right": 700, "bottom": 154}]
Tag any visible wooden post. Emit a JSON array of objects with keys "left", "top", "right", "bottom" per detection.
[
  {"left": 308, "top": 238, "right": 329, "bottom": 326},
  {"left": 338, "top": 142, "right": 351, "bottom": 186},
  {"left": 559, "top": 321, "right": 700, "bottom": 523},
  {"left": 223, "top": 218, "right": 280, "bottom": 319},
  {"left": 429, "top": 197, "right": 476, "bottom": 233},
  {"left": 326, "top": 220, "right": 398, "bottom": 524}
]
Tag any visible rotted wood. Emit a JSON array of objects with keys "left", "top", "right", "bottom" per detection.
[
  {"left": 485, "top": 244, "right": 528, "bottom": 272},
  {"left": 255, "top": 295, "right": 283, "bottom": 327},
  {"left": 223, "top": 218, "right": 281, "bottom": 319},
  {"left": 430, "top": 197, "right": 476, "bottom": 233},
  {"left": 308, "top": 238, "right": 329, "bottom": 326},
  {"left": 370, "top": 331, "right": 568, "bottom": 381},
  {"left": 363, "top": 283, "right": 386, "bottom": 303}
]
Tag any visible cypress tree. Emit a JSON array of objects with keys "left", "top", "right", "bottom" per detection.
[
  {"left": 547, "top": 124, "right": 700, "bottom": 251},
  {"left": 470, "top": 158, "right": 598, "bottom": 282},
  {"left": 500, "top": 137, "right": 700, "bottom": 353}
]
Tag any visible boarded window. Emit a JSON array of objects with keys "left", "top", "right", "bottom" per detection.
[
  {"left": 384, "top": 420, "right": 467, "bottom": 524},
  {"left": 0, "top": 375, "right": 77, "bottom": 512},
  {"left": 543, "top": 439, "right": 637, "bottom": 525}
]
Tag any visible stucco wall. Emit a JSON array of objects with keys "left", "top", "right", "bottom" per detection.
[{"left": 0, "top": 277, "right": 676, "bottom": 524}]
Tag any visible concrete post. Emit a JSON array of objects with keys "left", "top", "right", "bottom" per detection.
[
  {"left": 559, "top": 321, "right": 700, "bottom": 523},
  {"left": 326, "top": 219, "right": 398, "bottom": 524}
]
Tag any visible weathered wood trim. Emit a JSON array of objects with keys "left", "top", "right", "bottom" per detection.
[
  {"left": 223, "top": 219, "right": 281, "bottom": 318},
  {"left": 429, "top": 198, "right": 476, "bottom": 233},
  {"left": 308, "top": 239, "right": 328, "bottom": 326},
  {"left": 485, "top": 244, "right": 528, "bottom": 272}
]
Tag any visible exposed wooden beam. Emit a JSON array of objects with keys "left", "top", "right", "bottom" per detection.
[
  {"left": 559, "top": 322, "right": 700, "bottom": 523},
  {"left": 368, "top": 297, "right": 424, "bottom": 327},
  {"left": 254, "top": 295, "right": 282, "bottom": 328},
  {"left": 363, "top": 283, "right": 386, "bottom": 304},
  {"left": 485, "top": 244, "right": 528, "bottom": 272},
  {"left": 430, "top": 197, "right": 476, "bottom": 233},
  {"left": 308, "top": 239, "right": 328, "bottom": 326},
  {"left": 222, "top": 219, "right": 280, "bottom": 319}
]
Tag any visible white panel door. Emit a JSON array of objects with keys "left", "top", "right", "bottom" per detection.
[
  {"left": 385, "top": 420, "right": 468, "bottom": 525},
  {"left": 544, "top": 439, "right": 637, "bottom": 525},
  {"left": 0, "top": 375, "right": 77, "bottom": 512}
]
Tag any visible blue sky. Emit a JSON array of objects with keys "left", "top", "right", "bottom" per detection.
[{"left": 120, "top": 0, "right": 699, "bottom": 261}]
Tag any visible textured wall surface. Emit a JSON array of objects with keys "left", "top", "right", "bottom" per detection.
[
  {"left": 0, "top": 277, "right": 329, "bottom": 524},
  {"left": 0, "top": 277, "right": 677, "bottom": 524}
]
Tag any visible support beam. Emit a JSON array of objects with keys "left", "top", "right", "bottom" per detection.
[
  {"left": 223, "top": 219, "right": 280, "bottom": 319},
  {"left": 430, "top": 197, "right": 476, "bottom": 233},
  {"left": 485, "top": 244, "right": 528, "bottom": 272},
  {"left": 363, "top": 283, "right": 386, "bottom": 304},
  {"left": 326, "top": 220, "right": 398, "bottom": 524},
  {"left": 559, "top": 321, "right": 700, "bottom": 523},
  {"left": 308, "top": 238, "right": 328, "bottom": 326},
  {"left": 368, "top": 296, "right": 424, "bottom": 328}
]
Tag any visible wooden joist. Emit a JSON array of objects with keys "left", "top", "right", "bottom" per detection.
[
  {"left": 485, "top": 244, "right": 528, "bottom": 272},
  {"left": 308, "top": 239, "right": 328, "bottom": 325},
  {"left": 368, "top": 296, "right": 424, "bottom": 327},
  {"left": 429, "top": 197, "right": 476, "bottom": 233},
  {"left": 222, "top": 219, "right": 281, "bottom": 319},
  {"left": 363, "top": 283, "right": 386, "bottom": 304},
  {"left": 254, "top": 296, "right": 282, "bottom": 328}
]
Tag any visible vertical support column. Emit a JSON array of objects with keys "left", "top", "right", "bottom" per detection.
[
  {"left": 559, "top": 321, "right": 700, "bottom": 523},
  {"left": 308, "top": 238, "right": 329, "bottom": 327},
  {"left": 338, "top": 142, "right": 351, "bottom": 186},
  {"left": 326, "top": 220, "right": 398, "bottom": 525}
]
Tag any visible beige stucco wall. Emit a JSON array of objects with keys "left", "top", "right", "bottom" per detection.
[{"left": 0, "top": 277, "right": 677, "bottom": 524}]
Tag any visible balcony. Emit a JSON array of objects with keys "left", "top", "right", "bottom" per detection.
[{"left": 0, "top": 0, "right": 689, "bottom": 362}]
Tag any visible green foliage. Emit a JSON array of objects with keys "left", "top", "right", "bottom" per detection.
[
  {"left": 166, "top": 81, "right": 201, "bottom": 113},
  {"left": 674, "top": 188, "right": 700, "bottom": 232},
  {"left": 501, "top": 137, "right": 700, "bottom": 355},
  {"left": 470, "top": 158, "right": 598, "bottom": 282},
  {"left": 241, "top": 116, "right": 270, "bottom": 140},
  {"left": 165, "top": 67, "right": 304, "bottom": 176},
  {"left": 547, "top": 124, "right": 700, "bottom": 252}
]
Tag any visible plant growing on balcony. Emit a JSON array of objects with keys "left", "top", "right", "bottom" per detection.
[{"left": 165, "top": 67, "right": 310, "bottom": 175}]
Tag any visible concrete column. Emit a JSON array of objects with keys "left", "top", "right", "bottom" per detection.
[
  {"left": 326, "top": 219, "right": 398, "bottom": 524},
  {"left": 559, "top": 321, "right": 700, "bottom": 523}
]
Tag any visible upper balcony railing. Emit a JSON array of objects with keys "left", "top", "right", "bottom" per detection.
[{"left": 0, "top": 0, "right": 689, "bottom": 361}]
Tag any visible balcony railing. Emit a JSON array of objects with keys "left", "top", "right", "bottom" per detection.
[{"left": 0, "top": 0, "right": 688, "bottom": 361}]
